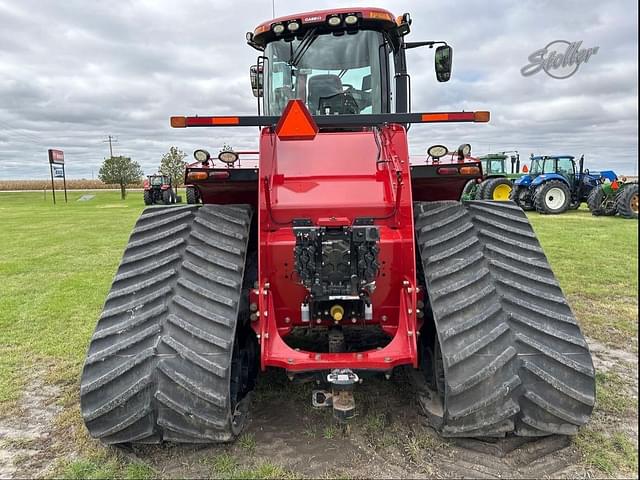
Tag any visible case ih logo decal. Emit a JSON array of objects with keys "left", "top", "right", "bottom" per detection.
[{"left": 521, "top": 40, "right": 599, "bottom": 79}]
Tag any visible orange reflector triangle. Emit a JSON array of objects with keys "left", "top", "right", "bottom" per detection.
[
  {"left": 522, "top": 164, "right": 529, "bottom": 173},
  {"left": 275, "top": 100, "right": 318, "bottom": 141}
]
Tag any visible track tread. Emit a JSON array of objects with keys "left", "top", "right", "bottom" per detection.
[
  {"left": 80, "top": 204, "right": 254, "bottom": 444},
  {"left": 414, "top": 200, "right": 595, "bottom": 438}
]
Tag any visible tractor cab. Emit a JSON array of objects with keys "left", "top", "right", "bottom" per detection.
[
  {"left": 528, "top": 155, "right": 576, "bottom": 179},
  {"left": 481, "top": 154, "right": 508, "bottom": 176},
  {"left": 247, "top": 8, "right": 452, "bottom": 117},
  {"left": 147, "top": 175, "right": 171, "bottom": 187}
]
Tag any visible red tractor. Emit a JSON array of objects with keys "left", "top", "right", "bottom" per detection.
[
  {"left": 143, "top": 174, "right": 176, "bottom": 205},
  {"left": 81, "top": 8, "right": 595, "bottom": 444}
]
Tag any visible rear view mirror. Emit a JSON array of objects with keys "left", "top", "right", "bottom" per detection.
[
  {"left": 250, "top": 65, "right": 263, "bottom": 97},
  {"left": 435, "top": 45, "right": 452, "bottom": 82}
]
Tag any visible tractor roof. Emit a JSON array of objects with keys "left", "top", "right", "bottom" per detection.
[
  {"left": 250, "top": 7, "right": 398, "bottom": 48},
  {"left": 480, "top": 153, "right": 508, "bottom": 160},
  {"left": 531, "top": 155, "right": 575, "bottom": 160}
]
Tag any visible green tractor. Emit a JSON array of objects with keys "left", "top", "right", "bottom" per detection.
[
  {"left": 461, "top": 151, "right": 522, "bottom": 201},
  {"left": 587, "top": 177, "right": 639, "bottom": 219}
]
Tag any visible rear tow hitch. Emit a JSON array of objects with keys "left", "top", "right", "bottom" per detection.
[{"left": 312, "top": 369, "right": 359, "bottom": 422}]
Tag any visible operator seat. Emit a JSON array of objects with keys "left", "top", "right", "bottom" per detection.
[{"left": 307, "top": 74, "right": 343, "bottom": 114}]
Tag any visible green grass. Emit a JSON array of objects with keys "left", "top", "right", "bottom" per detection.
[
  {"left": 527, "top": 208, "right": 638, "bottom": 350},
  {"left": 208, "top": 453, "right": 293, "bottom": 479},
  {"left": 0, "top": 191, "right": 143, "bottom": 407},
  {"left": 574, "top": 429, "right": 638, "bottom": 475},
  {"left": 61, "top": 457, "right": 155, "bottom": 480},
  {"left": 0, "top": 193, "right": 637, "bottom": 477},
  {"left": 595, "top": 371, "right": 634, "bottom": 415},
  {"left": 238, "top": 432, "right": 257, "bottom": 453}
]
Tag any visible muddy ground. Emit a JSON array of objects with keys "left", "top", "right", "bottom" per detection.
[{"left": 0, "top": 336, "right": 637, "bottom": 479}]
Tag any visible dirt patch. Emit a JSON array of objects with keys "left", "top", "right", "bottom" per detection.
[
  {"left": 2, "top": 336, "right": 637, "bottom": 479},
  {"left": 129, "top": 371, "right": 586, "bottom": 479},
  {"left": 588, "top": 337, "right": 638, "bottom": 392},
  {"left": 0, "top": 373, "right": 61, "bottom": 479}
]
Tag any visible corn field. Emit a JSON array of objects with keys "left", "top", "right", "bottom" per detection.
[{"left": 0, "top": 179, "right": 145, "bottom": 191}]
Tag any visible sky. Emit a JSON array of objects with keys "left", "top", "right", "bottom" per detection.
[{"left": 0, "top": 0, "right": 637, "bottom": 179}]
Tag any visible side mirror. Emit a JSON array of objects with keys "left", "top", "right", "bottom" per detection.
[
  {"left": 250, "top": 65, "right": 263, "bottom": 98},
  {"left": 435, "top": 45, "right": 452, "bottom": 82}
]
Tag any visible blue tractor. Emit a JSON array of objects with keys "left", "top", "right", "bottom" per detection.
[{"left": 510, "top": 155, "right": 616, "bottom": 214}]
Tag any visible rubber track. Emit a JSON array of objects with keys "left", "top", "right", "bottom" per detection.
[
  {"left": 80, "top": 204, "right": 253, "bottom": 444},
  {"left": 414, "top": 200, "right": 595, "bottom": 437}
]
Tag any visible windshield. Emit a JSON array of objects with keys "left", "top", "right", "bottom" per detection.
[
  {"left": 484, "top": 159, "right": 505, "bottom": 174},
  {"left": 530, "top": 158, "right": 557, "bottom": 175},
  {"left": 529, "top": 157, "right": 574, "bottom": 175},
  {"left": 264, "top": 30, "right": 387, "bottom": 116}
]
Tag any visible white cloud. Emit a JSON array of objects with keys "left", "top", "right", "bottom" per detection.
[{"left": 0, "top": 0, "right": 637, "bottom": 179}]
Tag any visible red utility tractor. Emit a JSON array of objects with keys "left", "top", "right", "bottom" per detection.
[
  {"left": 81, "top": 8, "right": 595, "bottom": 444},
  {"left": 143, "top": 174, "right": 177, "bottom": 205}
]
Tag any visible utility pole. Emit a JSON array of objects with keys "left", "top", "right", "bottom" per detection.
[
  {"left": 272, "top": 0, "right": 275, "bottom": 17},
  {"left": 103, "top": 135, "right": 118, "bottom": 158}
]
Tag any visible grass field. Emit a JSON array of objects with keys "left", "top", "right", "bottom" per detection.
[{"left": 0, "top": 191, "right": 637, "bottom": 478}]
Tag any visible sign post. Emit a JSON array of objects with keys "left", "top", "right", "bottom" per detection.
[{"left": 48, "top": 149, "right": 67, "bottom": 204}]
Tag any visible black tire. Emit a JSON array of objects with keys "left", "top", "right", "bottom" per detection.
[
  {"left": 616, "top": 183, "right": 639, "bottom": 219},
  {"left": 175, "top": 195, "right": 182, "bottom": 204},
  {"left": 143, "top": 190, "right": 153, "bottom": 206},
  {"left": 162, "top": 189, "right": 173, "bottom": 205},
  {"left": 533, "top": 180, "right": 571, "bottom": 214},
  {"left": 587, "top": 188, "right": 616, "bottom": 216},
  {"left": 80, "top": 204, "right": 257, "bottom": 444},
  {"left": 481, "top": 177, "right": 513, "bottom": 201},
  {"left": 186, "top": 187, "right": 199, "bottom": 205},
  {"left": 475, "top": 180, "right": 491, "bottom": 200},
  {"left": 414, "top": 201, "right": 595, "bottom": 437},
  {"left": 510, "top": 186, "right": 534, "bottom": 211},
  {"left": 461, "top": 181, "right": 477, "bottom": 201}
]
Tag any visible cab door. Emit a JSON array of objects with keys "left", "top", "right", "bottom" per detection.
[{"left": 556, "top": 157, "right": 576, "bottom": 186}]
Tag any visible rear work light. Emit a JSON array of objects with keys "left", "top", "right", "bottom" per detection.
[
  {"left": 344, "top": 14, "right": 358, "bottom": 25},
  {"left": 327, "top": 15, "right": 341, "bottom": 26}
]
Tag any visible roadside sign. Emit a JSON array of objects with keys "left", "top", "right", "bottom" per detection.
[
  {"left": 48, "top": 149, "right": 65, "bottom": 164},
  {"left": 48, "top": 149, "right": 67, "bottom": 204}
]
